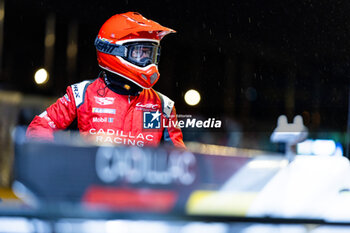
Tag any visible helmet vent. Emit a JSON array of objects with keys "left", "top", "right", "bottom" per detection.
[
  {"left": 141, "top": 74, "right": 148, "bottom": 80},
  {"left": 150, "top": 73, "right": 158, "bottom": 84}
]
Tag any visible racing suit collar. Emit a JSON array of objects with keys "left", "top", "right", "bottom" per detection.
[{"left": 101, "top": 71, "right": 142, "bottom": 96}]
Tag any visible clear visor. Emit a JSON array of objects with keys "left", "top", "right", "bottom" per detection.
[{"left": 124, "top": 42, "right": 161, "bottom": 67}]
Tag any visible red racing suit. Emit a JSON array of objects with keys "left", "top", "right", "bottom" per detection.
[{"left": 26, "top": 77, "right": 186, "bottom": 148}]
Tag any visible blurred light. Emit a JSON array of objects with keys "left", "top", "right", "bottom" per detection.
[
  {"left": 0, "top": 217, "right": 34, "bottom": 233},
  {"left": 297, "top": 139, "right": 314, "bottom": 155},
  {"left": 182, "top": 222, "right": 228, "bottom": 233},
  {"left": 105, "top": 220, "right": 169, "bottom": 233},
  {"left": 67, "top": 43, "right": 78, "bottom": 58},
  {"left": 45, "top": 33, "right": 55, "bottom": 47},
  {"left": 247, "top": 160, "right": 288, "bottom": 169},
  {"left": 184, "top": 89, "right": 201, "bottom": 106},
  {"left": 0, "top": 8, "right": 4, "bottom": 21},
  {"left": 312, "top": 139, "right": 336, "bottom": 156},
  {"left": 0, "top": 0, "right": 4, "bottom": 74},
  {"left": 34, "top": 68, "right": 49, "bottom": 85},
  {"left": 297, "top": 139, "right": 341, "bottom": 156}
]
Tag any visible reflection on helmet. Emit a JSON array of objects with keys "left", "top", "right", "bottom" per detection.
[{"left": 95, "top": 12, "right": 175, "bottom": 89}]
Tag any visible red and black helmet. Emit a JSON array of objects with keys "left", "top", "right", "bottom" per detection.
[{"left": 95, "top": 12, "right": 175, "bottom": 89}]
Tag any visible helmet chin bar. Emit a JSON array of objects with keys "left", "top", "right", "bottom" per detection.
[{"left": 98, "top": 65, "right": 155, "bottom": 90}]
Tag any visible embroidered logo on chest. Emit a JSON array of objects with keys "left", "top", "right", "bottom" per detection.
[
  {"left": 136, "top": 102, "right": 159, "bottom": 111},
  {"left": 94, "top": 96, "right": 115, "bottom": 105}
]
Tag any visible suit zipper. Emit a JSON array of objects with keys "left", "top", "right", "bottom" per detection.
[{"left": 124, "top": 95, "right": 133, "bottom": 131}]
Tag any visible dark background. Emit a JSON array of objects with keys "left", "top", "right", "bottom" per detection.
[{"left": 1, "top": 0, "right": 350, "bottom": 148}]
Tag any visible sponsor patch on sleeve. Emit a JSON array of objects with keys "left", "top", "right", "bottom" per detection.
[
  {"left": 39, "top": 111, "right": 57, "bottom": 129},
  {"left": 71, "top": 80, "right": 91, "bottom": 107}
]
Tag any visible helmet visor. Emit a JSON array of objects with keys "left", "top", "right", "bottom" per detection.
[{"left": 124, "top": 42, "right": 161, "bottom": 67}]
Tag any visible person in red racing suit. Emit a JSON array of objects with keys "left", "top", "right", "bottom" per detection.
[{"left": 26, "top": 12, "right": 186, "bottom": 148}]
